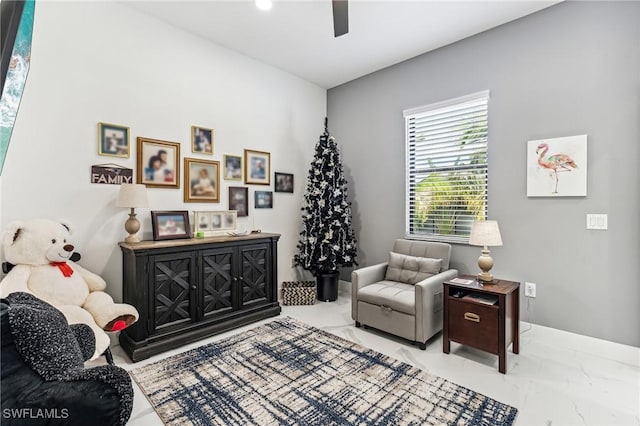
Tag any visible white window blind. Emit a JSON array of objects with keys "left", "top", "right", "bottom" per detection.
[{"left": 404, "top": 91, "right": 489, "bottom": 243}]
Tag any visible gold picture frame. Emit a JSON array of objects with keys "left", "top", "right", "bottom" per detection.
[
  {"left": 184, "top": 157, "right": 220, "bottom": 203},
  {"left": 244, "top": 149, "right": 270, "bottom": 185},
  {"left": 137, "top": 137, "right": 180, "bottom": 188},
  {"left": 191, "top": 126, "right": 213, "bottom": 155}
]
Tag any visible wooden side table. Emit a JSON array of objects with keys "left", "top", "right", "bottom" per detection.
[{"left": 443, "top": 276, "right": 520, "bottom": 374}]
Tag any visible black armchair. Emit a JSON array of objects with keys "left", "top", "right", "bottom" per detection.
[{"left": 1, "top": 293, "right": 133, "bottom": 425}]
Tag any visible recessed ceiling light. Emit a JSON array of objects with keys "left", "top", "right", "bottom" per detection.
[{"left": 255, "top": 0, "right": 273, "bottom": 11}]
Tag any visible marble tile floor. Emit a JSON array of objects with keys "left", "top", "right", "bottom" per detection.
[{"left": 99, "top": 288, "right": 640, "bottom": 426}]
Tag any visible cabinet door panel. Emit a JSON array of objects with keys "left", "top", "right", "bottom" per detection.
[
  {"left": 238, "top": 244, "right": 270, "bottom": 308},
  {"left": 201, "top": 248, "right": 234, "bottom": 319},
  {"left": 150, "top": 253, "right": 195, "bottom": 334}
]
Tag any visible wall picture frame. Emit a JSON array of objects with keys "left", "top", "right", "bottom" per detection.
[
  {"left": 527, "top": 134, "right": 587, "bottom": 197},
  {"left": 191, "top": 126, "right": 213, "bottom": 155},
  {"left": 255, "top": 190, "right": 273, "bottom": 209},
  {"left": 184, "top": 158, "right": 220, "bottom": 203},
  {"left": 244, "top": 149, "right": 270, "bottom": 185},
  {"left": 223, "top": 154, "right": 243, "bottom": 181},
  {"left": 274, "top": 172, "right": 294, "bottom": 193},
  {"left": 137, "top": 137, "right": 180, "bottom": 188},
  {"left": 228, "top": 186, "right": 249, "bottom": 217},
  {"left": 98, "top": 122, "right": 129, "bottom": 158},
  {"left": 151, "top": 211, "right": 191, "bottom": 241},
  {"left": 194, "top": 210, "right": 237, "bottom": 235}
]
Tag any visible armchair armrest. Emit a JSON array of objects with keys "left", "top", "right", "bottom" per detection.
[
  {"left": 351, "top": 262, "right": 388, "bottom": 321},
  {"left": 414, "top": 269, "right": 458, "bottom": 342}
]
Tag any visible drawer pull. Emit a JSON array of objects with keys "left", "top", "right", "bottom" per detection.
[{"left": 464, "top": 312, "right": 480, "bottom": 323}]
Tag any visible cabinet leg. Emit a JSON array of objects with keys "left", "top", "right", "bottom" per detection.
[
  {"left": 355, "top": 321, "right": 361, "bottom": 328},
  {"left": 443, "top": 338, "right": 450, "bottom": 354},
  {"left": 513, "top": 290, "right": 520, "bottom": 354},
  {"left": 499, "top": 354, "right": 506, "bottom": 374}
]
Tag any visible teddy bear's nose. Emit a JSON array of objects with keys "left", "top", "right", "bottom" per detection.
[{"left": 63, "top": 244, "right": 74, "bottom": 252}]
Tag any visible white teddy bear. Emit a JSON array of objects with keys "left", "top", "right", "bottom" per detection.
[{"left": 0, "top": 219, "right": 139, "bottom": 360}]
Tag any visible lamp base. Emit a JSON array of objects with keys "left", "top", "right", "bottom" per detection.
[
  {"left": 477, "top": 271, "right": 494, "bottom": 283},
  {"left": 125, "top": 234, "right": 141, "bottom": 244},
  {"left": 124, "top": 209, "right": 141, "bottom": 243},
  {"left": 477, "top": 247, "right": 495, "bottom": 283}
]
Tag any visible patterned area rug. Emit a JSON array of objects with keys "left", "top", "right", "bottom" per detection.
[{"left": 131, "top": 317, "right": 518, "bottom": 425}]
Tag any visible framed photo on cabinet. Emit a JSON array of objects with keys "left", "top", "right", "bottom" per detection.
[
  {"left": 194, "top": 210, "right": 237, "bottom": 235},
  {"left": 151, "top": 211, "right": 191, "bottom": 241}
]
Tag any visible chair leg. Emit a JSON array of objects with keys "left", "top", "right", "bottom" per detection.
[
  {"left": 103, "top": 347, "right": 115, "bottom": 365},
  {"left": 355, "top": 321, "right": 361, "bottom": 328},
  {"left": 418, "top": 341, "right": 427, "bottom": 350}
]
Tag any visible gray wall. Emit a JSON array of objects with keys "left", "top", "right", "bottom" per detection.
[{"left": 329, "top": 1, "right": 639, "bottom": 346}]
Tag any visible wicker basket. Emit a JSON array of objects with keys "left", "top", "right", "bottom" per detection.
[{"left": 282, "top": 281, "right": 316, "bottom": 305}]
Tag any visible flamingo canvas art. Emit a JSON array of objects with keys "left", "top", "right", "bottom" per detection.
[{"left": 527, "top": 135, "right": 587, "bottom": 197}]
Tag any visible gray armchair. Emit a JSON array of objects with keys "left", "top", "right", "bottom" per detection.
[{"left": 351, "top": 239, "right": 458, "bottom": 349}]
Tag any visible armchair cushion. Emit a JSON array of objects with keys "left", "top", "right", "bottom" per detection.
[
  {"left": 357, "top": 281, "right": 415, "bottom": 315},
  {"left": 384, "top": 252, "right": 442, "bottom": 285}
]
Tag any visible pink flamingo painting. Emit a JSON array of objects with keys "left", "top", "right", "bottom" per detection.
[{"left": 536, "top": 143, "right": 578, "bottom": 194}]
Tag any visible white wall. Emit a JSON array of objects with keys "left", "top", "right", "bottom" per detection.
[{"left": 1, "top": 1, "right": 326, "bottom": 300}]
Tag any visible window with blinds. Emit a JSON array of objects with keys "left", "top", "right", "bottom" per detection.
[{"left": 404, "top": 91, "right": 489, "bottom": 243}]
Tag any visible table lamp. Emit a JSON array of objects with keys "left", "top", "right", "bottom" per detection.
[
  {"left": 116, "top": 184, "right": 149, "bottom": 243},
  {"left": 469, "top": 220, "right": 503, "bottom": 283}
]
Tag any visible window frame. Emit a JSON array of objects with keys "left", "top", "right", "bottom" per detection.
[{"left": 404, "top": 90, "right": 490, "bottom": 244}]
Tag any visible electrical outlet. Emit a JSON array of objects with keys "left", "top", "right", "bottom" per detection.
[{"left": 525, "top": 282, "right": 536, "bottom": 298}]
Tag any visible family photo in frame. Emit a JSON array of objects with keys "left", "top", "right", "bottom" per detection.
[
  {"left": 224, "top": 155, "right": 242, "bottom": 180},
  {"left": 228, "top": 187, "right": 248, "bottom": 217},
  {"left": 255, "top": 191, "right": 273, "bottom": 209},
  {"left": 151, "top": 211, "right": 191, "bottom": 241},
  {"left": 194, "top": 210, "right": 237, "bottom": 235},
  {"left": 98, "top": 122, "right": 129, "bottom": 158},
  {"left": 244, "top": 149, "right": 270, "bottom": 185},
  {"left": 192, "top": 126, "right": 213, "bottom": 154},
  {"left": 274, "top": 172, "right": 294, "bottom": 193},
  {"left": 184, "top": 158, "right": 220, "bottom": 203},
  {"left": 137, "top": 137, "right": 180, "bottom": 188}
]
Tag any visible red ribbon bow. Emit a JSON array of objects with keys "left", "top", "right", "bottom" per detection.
[{"left": 50, "top": 262, "right": 74, "bottom": 277}]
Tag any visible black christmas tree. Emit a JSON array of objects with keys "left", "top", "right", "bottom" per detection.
[{"left": 295, "top": 119, "right": 357, "bottom": 301}]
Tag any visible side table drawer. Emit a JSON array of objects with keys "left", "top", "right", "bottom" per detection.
[{"left": 448, "top": 299, "right": 499, "bottom": 354}]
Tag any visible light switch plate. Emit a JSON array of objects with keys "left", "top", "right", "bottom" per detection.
[{"left": 586, "top": 214, "right": 608, "bottom": 230}]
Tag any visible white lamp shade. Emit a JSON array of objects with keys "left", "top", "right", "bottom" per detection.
[
  {"left": 116, "top": 184, "right": 149, "bottom": 208},
  {"left": 469, "top": 220, "right": 503, "bottom": 247}
]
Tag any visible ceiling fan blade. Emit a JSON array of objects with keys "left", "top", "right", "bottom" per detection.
[{"left": 332, "top": 0, "right": 349, "bottom": 37}]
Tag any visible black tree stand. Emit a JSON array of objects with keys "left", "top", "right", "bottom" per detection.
[{"left": 316, "top": 271, "right": 339, "bottom": 302}]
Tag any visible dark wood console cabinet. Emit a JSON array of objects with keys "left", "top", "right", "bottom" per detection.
[{"left": 119, "top": 233, "right": 281, "bottom": 361}]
